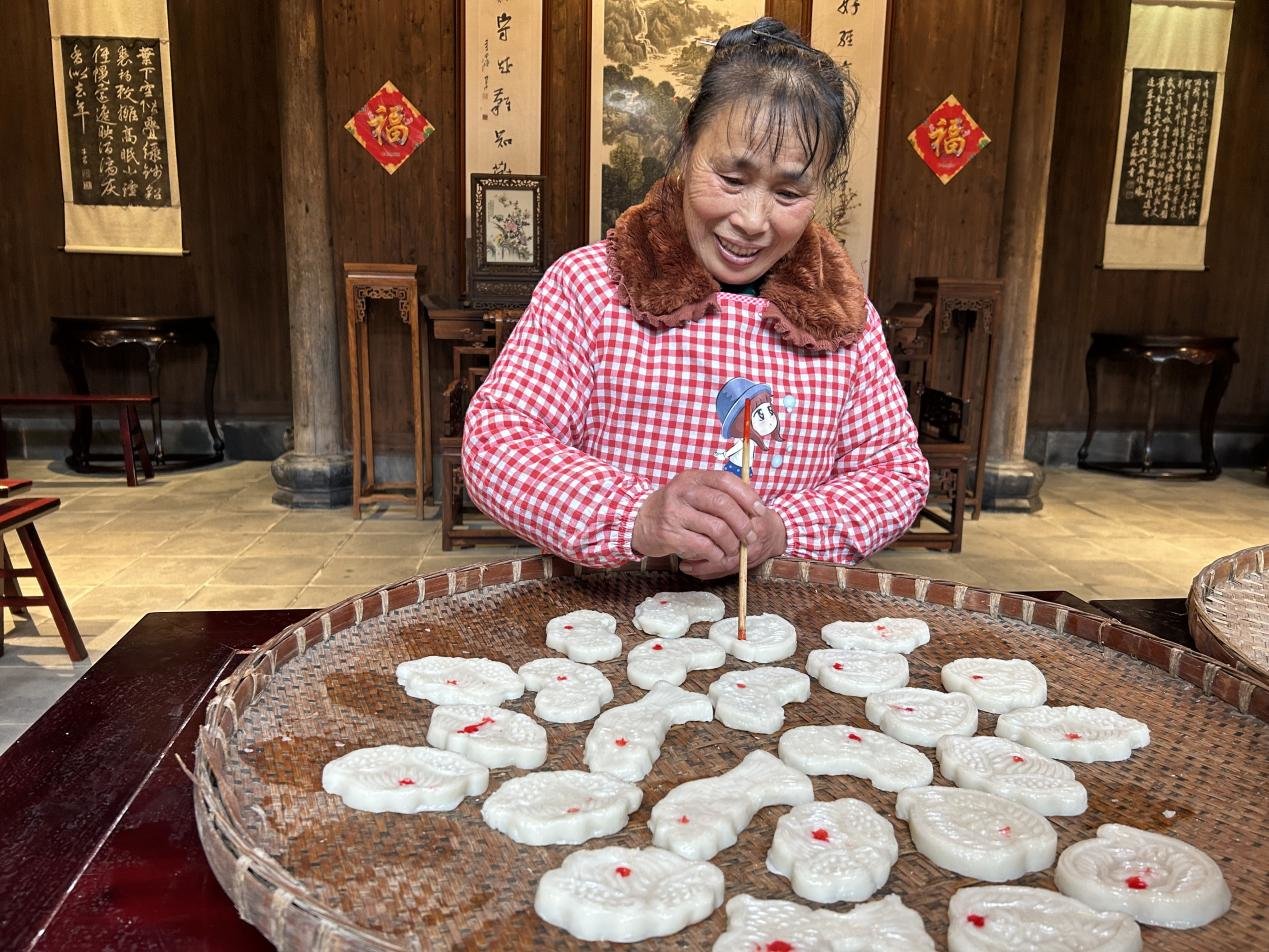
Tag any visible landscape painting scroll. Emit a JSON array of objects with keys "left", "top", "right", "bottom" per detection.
[{"left": 588, "top": 0, "right": 764, "bottom": 241}]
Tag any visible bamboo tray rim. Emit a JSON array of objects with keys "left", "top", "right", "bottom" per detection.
[
  {"left": 192, "top": 555, "right": 1269, "bottom": 950},
  {"left": 1187, "top": 543, "right": 1269, "bottom": 684}
]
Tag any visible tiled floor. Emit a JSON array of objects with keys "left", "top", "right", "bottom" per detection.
[{"left": 2, "top": 458, "right": 1266, "bottom": 753}]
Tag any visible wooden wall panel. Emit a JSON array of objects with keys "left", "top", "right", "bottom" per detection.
[
  {"left": 1029, "top": 0, "right": 1268, "bottom": 430},
  {"left": 869, "top": 0, "right": 1021, "bottom": 312},
  {"left": 0, "top": 0, "right": 290, "bottom": 419}
]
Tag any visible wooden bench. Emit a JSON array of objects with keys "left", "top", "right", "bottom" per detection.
[
  {"left": 0, "top": 394, "right": 157, "bottom": 486},
  {"left": 0, "top": 496, "right": 85, "bottom": 661},
  {"left": 0, "top": 479, "right": 32, "bottom": 498}
]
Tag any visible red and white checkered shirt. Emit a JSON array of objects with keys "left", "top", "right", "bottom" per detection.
[{"left": 462, "top": 241, "right": 928, "bottom": 568}]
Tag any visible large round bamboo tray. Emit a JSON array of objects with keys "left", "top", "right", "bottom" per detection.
[
  {"left": 1188, "top": 544, "right": 1269, "bottom": 685},
  {"left": 194, "top": 556, "right": 1269, "bottom": 950}
]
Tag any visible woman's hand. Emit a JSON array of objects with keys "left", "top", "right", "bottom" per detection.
[
  {"left": 632, "top": 470, "right": 764, "bottom": 564},
  {"left": 632, "top": 470, "right": 786, "bottom": 578},
  {"left": 679, "top": 503, "right": 787, "bottom": 579}
]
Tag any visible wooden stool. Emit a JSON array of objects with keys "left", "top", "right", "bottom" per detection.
[{"left": 0, "top": 497, "right": 85, "bottom": 661}]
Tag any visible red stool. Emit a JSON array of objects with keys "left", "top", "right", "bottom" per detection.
[{"left": 0, "top": 497, "right": 85, "bottom": 661}]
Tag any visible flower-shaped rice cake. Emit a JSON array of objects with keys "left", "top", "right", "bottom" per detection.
[
  {"left": 767, "top": 798, "right": 899, "bottom": 903},
  {"left": 865, "top": 687, "right": 979, "bottom": 746},
  {"left": 395, "top": 655, "right": 524, "bottom": 706},
  {"left": 947, "top": 885, "right": 1141, "bottom": 951},
  {"left": 941, "top": 657, "right": 1047, "bottom": 714},
  {"left": 426, "top": 704, "right": 547, "bottom": 769},
  {"left": 896, "top": 786, "right": 1057, "bottom": 882},
  {"left": 534, "top": 846, "right": 724, "bottom": 942},
  {"left": 708, "top": 613, "right": 797, "bottom": 663},
  {"left": 778, "top": 725, "right": 933, "bottom": 792},
  {"left": 518, "top": 657, "right": 613, "bottom": 723},
  {"left": 937, "top": 735, "right": 1087, "bottom": 816},
  {"left": 320, "top": 744, "right": 488, "bottom": 813},
  {"left": 1055, "top": 824, "right": 1230, "bottom": 929},
  {"left": 707, "top": 666, "right": 810, "bottom": 734},
  {"left": 482, "top": 770, "right": 642, "bottom": 845},
  {"left": 632, "top": 591, "right": 725, "bottom": 638},
  {"left": 806, "top": 648, "right": 909, "bottom": 696},
  {"left": 821, "top": 616, "right": 930, "bottom": 653},
  {"left": 627, "top": 637, "right": 726, "bottom": 690},
  {"left": 584, "top": 681, "right": 713, "bottom": 782},
  {"left": 649, "top": 749, "right": 813, "bottom": 861},
  {"left": 995, "top": 706, "right": 1149, "bottom": 763},
  {"left": 545, "top": 609, "right": 622, "bottom": 663},
  {"left": 713, "top": 894, "right": 934, "bottom": 952}
]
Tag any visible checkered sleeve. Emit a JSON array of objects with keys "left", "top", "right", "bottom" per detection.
[
  {"left": 461, "top": 256, "right": 655, "bottom": 567},
  {"left": 764, "top": 308, "right": 929, "bottom": 564}
]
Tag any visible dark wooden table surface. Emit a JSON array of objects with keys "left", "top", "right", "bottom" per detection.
[{"left": 0, "top": 596, "right": 1193, "bottom": 950}]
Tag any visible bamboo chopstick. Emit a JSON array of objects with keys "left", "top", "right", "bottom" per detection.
[{"left": 737, "top": 398, "right": 752, "bottom": 640}]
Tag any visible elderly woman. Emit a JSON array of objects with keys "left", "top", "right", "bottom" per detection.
[{"left": 462, "top": 18, "right": 928, "bottom": 579}]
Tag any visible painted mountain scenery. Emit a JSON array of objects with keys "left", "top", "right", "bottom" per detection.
[{"left": 597, "top": 0, "right": 763, "bottom": 235}]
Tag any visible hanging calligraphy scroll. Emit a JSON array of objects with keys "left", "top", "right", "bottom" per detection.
[
  {"left": 48, "top": 0, "right": 183, "bottom": 255},
  {"left": 463, "top": 0, "right": 543, "bottom": 236},
  {"left": 1103, "top": 0, "right": 1235, "bottom": 270},
  {"left": 588, "top": 0, "right": 763, "bottom": 241},
  {"left": 809, "top": 0, "right": 888, "bottom": 291}
]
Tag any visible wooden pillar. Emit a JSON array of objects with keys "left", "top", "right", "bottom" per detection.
[
  {"left": 270, "top": 0, "right": 351, "bottom": 507},
  {"left": 982, "top": 0, "right": 1066, "bottom": 513}
]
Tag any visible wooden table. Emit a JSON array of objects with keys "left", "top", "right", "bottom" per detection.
[
  {"left": 51, "top": 315, "right": 224, "bottom": 470},
  {"left": 1078, "top": 333, "right": 1239, "bottom": 479},
  {"left": 0, "top": 594, "right": 1192, "bottom": 948}
]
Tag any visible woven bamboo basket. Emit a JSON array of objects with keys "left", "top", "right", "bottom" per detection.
[
  {"left": 194, "top": 556, "right": 1269, "bottom": 950},
  {"left": 1188, "top": 544, "right": 1269, "bottom": 685}
]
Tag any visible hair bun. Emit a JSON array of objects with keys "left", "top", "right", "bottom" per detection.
[{"left": 716, "top": 17, "right": 806, "bottom": 53}]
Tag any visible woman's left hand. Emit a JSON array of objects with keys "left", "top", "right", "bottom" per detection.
[{"left": 679, "top": 505, "right": 787, "bottom": 579}]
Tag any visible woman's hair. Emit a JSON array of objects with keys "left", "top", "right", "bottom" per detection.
[{"left": 668, "top": 17, "right": 860, "bottom": 186}]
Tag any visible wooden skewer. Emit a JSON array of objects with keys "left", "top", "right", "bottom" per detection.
[{"left": 737, "top": 398, "right": 752, "bottom": 641}]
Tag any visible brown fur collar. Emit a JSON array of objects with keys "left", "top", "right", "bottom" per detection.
[{"left": 606, "top": 177, "right": 869, "bottom": 352}]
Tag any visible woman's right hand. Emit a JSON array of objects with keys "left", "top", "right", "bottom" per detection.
[{"left": 632, "top": 470, "right": 764, "bottom": 565}]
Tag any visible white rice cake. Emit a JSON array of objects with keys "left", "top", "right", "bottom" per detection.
[
  {"left": 865, "top": 687, "right": 979, "bottom": 747},
  {"left": 425, "top": 704, "right": 547, "bottom": 770},
  {"left": 895, "top": 786, "right": 1057, "bottom": 882},
  {"left": 518, "top": 657, "right": 613, "bottom": 723},
  {"left": 821, "top": 616, "right": 930, "bottom": 653},
  {"left": 1055, "top": 824, "right": 1231, "bottom": 929},
  {"left": 766, "top": 798, "right": 898, "bottom": 903},
  {"left": 806, "top": 647, "right": 909, "bottom": 696},
  {"left": 649, "top": 750, "right": 813, "bottom": 861},
  {"left": 941, "top": 657, "right": 1047, "bottom": 714},
  {"left": 996, "top": 705, "right": 1149, "bottom": 762},
  {"left": 947, "top": 885, "right": 1141, "bottom": 951},
  {"left": 321, "top": 745, "right": 488, "bottom": 813},
  {"left": 708, "top": 613, "right": 798, "bottom": 662},
  {"left": 534, "top": 845, "right": 724, "bottom": 943},
  {"left": 626, "top": 637, "right": 725, "bottom": 690},
  {"left": 632, "top": 591, "right": 725, "bottom": 638},
  {"left": 714, "top": 894, "right": 934, "bottom": 952},
  {"left": 707, "top": 666, "right": 810, "bottom": 734},
  {"left": 937, "top": 734, "right": 1088, "bottom": 816},
  {"left": 545, "top": 609, "right": 622, "bottom": 663},
  {"left": 778, "top": 725, "right": 933, "bottom": 792},
  {"left": 482, "top": 770, "right": 642, "bottom": 845},
  {"left": 395, "top": 655, "right": 523, "bottom": 706}
]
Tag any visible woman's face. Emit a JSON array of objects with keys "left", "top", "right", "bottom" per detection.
[{"left": 681, "top": 104, "right": 821, "bottom": 286}]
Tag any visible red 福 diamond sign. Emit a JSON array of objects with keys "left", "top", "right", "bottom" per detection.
[
  {"left": 908, "top": 94, "right": 990, "bottom": 185},
  {"left": 345, "top": 81, "right": 435, "bottom": 175}
]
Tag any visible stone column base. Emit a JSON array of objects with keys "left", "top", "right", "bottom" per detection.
[
  {"left": 271, "top": 450, "right": 354, "bottom": 508},
  {"left": 981, "top": 458, "right": 1046, "bottom": 513}
]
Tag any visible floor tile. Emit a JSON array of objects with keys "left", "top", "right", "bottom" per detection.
[
  {"left": 309, "top": 558, "right": 425, "bottom": 588},
  {"left": 179, "top": 584, "right": 305, "bottom": 611},
  {"left": 211, "top": 556, "right": 328, "bottom": 587}
]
